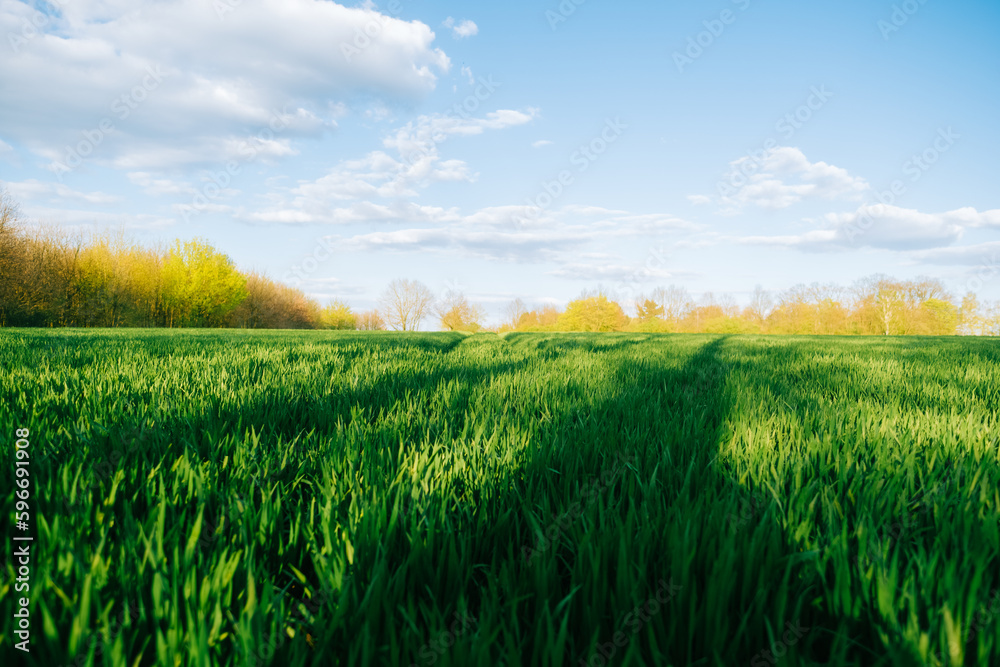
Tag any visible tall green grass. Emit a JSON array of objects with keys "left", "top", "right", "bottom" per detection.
[{"left": 1, "top": 330, "right": 998, "bottom": 666}]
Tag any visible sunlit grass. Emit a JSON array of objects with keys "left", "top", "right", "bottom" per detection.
[{"left": 1, "top": 330, "right": 998, "bottom": 666}]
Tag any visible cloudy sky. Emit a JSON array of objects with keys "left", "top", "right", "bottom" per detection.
[{"left": 2, "top": 0, "right": 999, "bottom": 320}]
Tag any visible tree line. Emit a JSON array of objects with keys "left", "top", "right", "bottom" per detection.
[
  {"left": 0, "top": 191, "right": 360, "bottom": 329},
  {"left": 2, "top": 192, "right": 998, "bottom": 335},
  {"left": 498, "top": 283, "right": 999, "bottom": 336}
]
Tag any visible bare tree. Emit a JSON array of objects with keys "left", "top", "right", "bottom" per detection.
[
  {"left": 746, "top": 285, "right": 773, "bottom": 325},
  {"left": 717, "top": 293, "right": 740, "bottom": 318},
  {"left": 651, "top": 285, "right": 692, "bottom": 323},
  {"left": 378, "top": 278, "right": 434, "bottom": 331},
  {"left": 875, "top": 285, "right": 902, "bottom": 336},
  {"left": 0, "top": 187, "right": 19, "bottom": 229},
  {"left": 909, "top": 276, "right": 951, "bottom": 303},
  {"left": 502, "top": 298, "right": 527, "bottom": 330}
]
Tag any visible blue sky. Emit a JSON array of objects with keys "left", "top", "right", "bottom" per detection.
[{"left": 2, "top": 0, "right": 999, "bottom": 323}]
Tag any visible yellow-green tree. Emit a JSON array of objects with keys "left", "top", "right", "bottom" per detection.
[
  {"left": 436, "top": 291, "right": 484, "bottom": 331},
  {"left": 320, "top": 300, "right": 358, "bottom": 330},
  {"left": 634, "top": 298, "right": 664, "bottom": 322},
  {"left": 627, "top": 297, "right": 669, "bottom": 332},
  {"left": 162, "top": 239, "right": 248, "bottom": 327},
  {"left": 959, "top": 292, "right": 983, "bottom": 335},
  {"left": 916, "top": 298, "right": 959, "bottom": 335},
  {"left": 558, "top": 294, "right": 626, "bottom": 332},
  {"left": 74, "top": 231, "right": 154, "bottom": 327},
  {"left": 123, "top": 245, "right": 169, "bottom": 327}
]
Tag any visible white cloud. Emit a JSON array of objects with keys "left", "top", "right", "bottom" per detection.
[
  {"left": 0, "top": 0, "right": 451, "bottom": 170},
  {"left": 720, "top": 147, "right": 869, "bottom": 211},
  {"left": 532, "top": 139, "right": 554, "bottom": 148},
  {"left": 930, "top": 207, "right": 1000, "bottom": 229},
  {"left": 336, "top": 225, "right": 588, "bottom": 263},
  {"left": 331, "top": 206, "right": 697, "bottom": 264},
  {"left": 460, "top": 65, "right": 475, "bottom": 85},
  {"left": 548, "top": 263, "right": 681, "bottom": 282},
  {"left": 821, "top": 205, "right": 970, "bottom": 249},
  {"left": 913, "top": 242, "right": 1000, "bottom": 266},
  {"left": 687, "top": 194, "right": 711, "bottom": 206},
  {"left": 291, "top": 275, "right": 368, "bottom": 300},
  {"left": 127, "top": 172, "right": 198, "bottom": 197},
  {"left": 0, "top": 179, "right": 121, "bottom": 205},
  {"left": 246, "top": 200, "right": 460, "bottom": 226},
  {"left": 13, "top": 206, "right": 174, "bottom": 231},
  {"left": 247, "top": 108, "right": 539, "bottom": 224},
  {"left": 736, "top": 230, "right": 842, "bottom": 250},
  {"left": 364, "top": 105, "right": 393, "bottom": 123},
  {"left": 443, "top": 17, "right": 478, "bottom": 38},
  {"left": 736, "top": 204, "right": 1000, "bottom": 252}
]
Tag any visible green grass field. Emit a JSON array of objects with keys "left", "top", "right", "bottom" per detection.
[{"left": 2, "top": 330, "right": 999, "bottom": 666}]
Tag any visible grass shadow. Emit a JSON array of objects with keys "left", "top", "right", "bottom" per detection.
[{"left": 6, "top": 331, "right": 999, "bottom": 666}]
